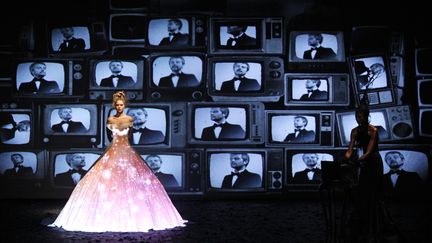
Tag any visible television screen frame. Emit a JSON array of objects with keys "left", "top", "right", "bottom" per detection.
[
  {"left": 415, "top": 48, "right": 432, "bottom": 76},
  {"left": 109, "top": 13, "right": 147, "bottom": 43},
  {"left": 0, "top": 149, "right": 46, "bottom": 181},
  {"left": 417, "top": 79, "right": 432, "bottom": 107},
  {"left": 0, "top": 108, "right": 34, "bottom": 149},
  {"left": 419, "top": 108, "right": 432, "bottom": 137}
]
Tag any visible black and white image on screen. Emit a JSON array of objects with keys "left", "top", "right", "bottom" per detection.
[
  {"left": 152, "top": 56, "right": 201, "bottom": 88},
  {"left": 195, "top": 107, "right": 246, "bottom": 140},
  {"left": 214, "top": 62, "right": 261, "bottom": 92},
  {"left": 209, "top": 153, "right": 262, "bottom": 189},
  {"left": 340, "top": 112, "right": 389, "bottom": 144},
  {"left": 96, "top": 60, "right": 137, "bottom": 88},
  {"left": 291, "top": 79, "right": 329, "bottom": 101},
  {"left": 295, "top": 33, "right": 337, "bottom": 60},
  {"left": 354, "top": 56, "right": 388, "bottom": 90},
  {"left": 16, "top": 62, "right": 63, "bottom": 94},
  {"left": 271, "top": 115, "right": 317, "bottom": 143},
  {"left": 148, "top": 18, "right": 189, "bottom": 47},
  {"left": 380, "top": 150, "right": 427, "bottom": 195},
  {"left": 0, "top": 113, "right": 30, "bottom": 145},
  {"left": 51, "top": 26, "right": 90, "bottom": 52},
  {"left": 291, "top": 153, "right": 333, "bottom": 184},
  {"left": 50, "top": 107, "right": 89, "bottom": 133},
  {"left": 0, "top": 152, "right": 36, "bottom": 178},
  {"left": 141, "top": 154, "right": 181, "bottom": 187},
  {"left": 219, "top": 25, "right": 257, "bottom": 48},
  {"left": 53, "top": 153, "right": 99, "bottom": 187}
]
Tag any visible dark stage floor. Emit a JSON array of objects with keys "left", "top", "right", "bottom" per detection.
[{"left": 0, "top": 198, "right": 431, "bottom": 243}]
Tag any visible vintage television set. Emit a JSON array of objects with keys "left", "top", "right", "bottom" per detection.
[
  {"left": 145, "top": 16, "right": 206, "bottom": 50},
  {"left": 287, "top": 30, "right": 346, "bottom": 71},
  {"left": 103, "top": 102, "right": 187, "bottom": 148},
  {"left": 378, "top": 144, "right": 431, "bottom": 197},
  {"left": 0, "top": 109, "right": 34, "bottom": 149},
  {"left": 284, "top": 73, "right": 350, "bottom": 106},
  {"left": 419, "top": 108, "right": 432, "bottom": 137},
  {"left": 417, "top": 79, "right": 432, "bottom": 107},
  {"left": 49, "top": 149, "right": 103, "bottom": 190},
  {"left": 285, "top": 147, "right": 346, "bottom": 189},
  {"left": 188, "top": 102, "right": 264, "bottom": 146},
  {"left": 350, "top": 26, "right": 404, "bottom": 55},
  {"left": 137, "top": 148, "right": 204, "bottom": 195},
  {"left": 39, "top": 103, "right": 100, "bottom": 147},
  {"left": 0, "top": 52, "right": 13, "bottom": 83},
  {"left": 208, "top": 17, "right": 283, "bottom": 55},
  {"left": 109, "top": 0, "right": 151, "bottom": 11},
  {"left": 415, "top": 48, "right": 432, "bottom": 76},
  {"left": 45, "top": 20, "right": 108, "bottom": 57},
  {"left": 336, "top": 105, "right": 414, "bottom": 146},
  {"left": 12, "top": 58, "right": 86, "bottom": 99},
  {"left": 350, "top": 53, "right": 395, "bottom": 107},
  {"left": 205, "top": 148, "right": 284, "bottom": 193},
  {"left": 109, "top": 13, "right": 146, "bottom": 43},
  {"left": 147, "top": 52, "right": 207, "bottom": 101},
  {"left": 88, "top": 58, "right": 145, "bottom": 101},
  {"left": 207, "top": 56, "right": 284, "bottom": 102},
  {"left": 265, "top": 110, "right": 335, "bottom": 147}
]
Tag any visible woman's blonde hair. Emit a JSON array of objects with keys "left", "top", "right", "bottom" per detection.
[{"left": 112, "top": 91, "right": 127, "bottom": 108}]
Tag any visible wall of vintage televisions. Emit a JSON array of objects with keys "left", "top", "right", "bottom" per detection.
[{"left": 0, "top": 0, "right": 431, "bottom": 199}]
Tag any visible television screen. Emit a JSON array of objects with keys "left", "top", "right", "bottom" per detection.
[
  {"left": 418, "top": 79, "right": 432, "bottom": 106},
  {"left": 419, "top": 109, "right": 432, "bottom": 137},
  {"left": 147, "top": 18, "right": 191, "bottom": 47},
  {"left": 350, "top": 26, "right": 389, "bottom": 53},
  {"left": 0, "top": 53, "right": 13, "bottom": 81},
  {"left": 289, "top": 32, "right": 344, "bottom": 62},
  {"left": 216, "top": 22, "right": 259, "bottom": 50},
  {"left": 93, "top": 60, "right": 140, "bottom": 89},
  {"left": 109, "top": 14, "right": 146, "bottom": 42},
  {"left": 213, "top": 62, "right": 262, "bottom": 93},
  {"left": 51, "top": 152, "right": 101, "bottom": 188},
  {"left": 208, "top": 152, "right": 264, "bottom": 190},
  {"left": 0, "top": 109, "right": 32, "bottom": 147},
  {"left": 15, "top": 61, "right": 65, "bottom": 94},
  {"left": 0, "top": 152, "right": 37, "bottom": 178},
  {"left": 353, "top": 56, "right": 389, "bottom": 90},
  {"left": 50, "top": 26, "right": 91, "bottom": 53},
  {"left": 290, "top": 78, "right": 329, "bottom": 101},
  {"left": 140, "top": 154, "right": 183, "bottom": 189},
  {"left": 151, "top": 55, "right": 202, "bottom": 88},
  {"left": 415, "top": 48, "right": 432, "bottom": 76}
]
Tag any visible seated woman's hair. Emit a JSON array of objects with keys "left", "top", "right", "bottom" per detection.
[
  {"left": 356, "top": 103, "right": 370, "bottom": 118},
  {"left": 112, "top": 91, "right": 127, "bottom": 107}
]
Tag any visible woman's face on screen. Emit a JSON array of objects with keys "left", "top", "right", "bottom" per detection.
[{"left": 115, "top": 100, "right": 125, "bottom": 113}]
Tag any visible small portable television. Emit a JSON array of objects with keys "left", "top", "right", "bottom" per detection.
[
  {"left": 109, "top": 13, "right": 146, "bottom": 43},
  {"left": 336, "top": 105, "right": 414, "bottom": 146},
  {"left": 88, "top": 58, "right": 145, "bottom": 101},
  {"left": 109, "top": 0, "right": 151, "bottom": 11},
  {"left": 349, "top": 53, "right": 395, "bottom": 107},
  {"left": 265, "top": 110, "right": 335, "bottom": 147},
  {"left": 39, "top": 103, "right": 100, "bottom": 147},
  {"left": 417, "top": 79, "right": 432, "bottom": 107},
  {"left": 419, "top": 108, "right": 432, "bottom": 137},
  {"left": 206, "top": 148, "right": 284, "bottom": 193},
  {"left": 0, "top": 109, "right": 34, "bottom": 149},
  {"left": 13, "top": 58, "right": 86, "bottom": 99},
  {"left": 46, "top": 20, "right": 108, "bottom": 57},
  {"left": 187, "top": 102, "right": 265, "bottom": 146},
  {"left": 103, "top": 102, "right": 187, "bottom": 148},
  {"left": 147, "top": 52, "right": 207, "bottom": 101},
  {"left": 285, "top": 148, "right": 347, "bottom": 189},
  {"left": 49, "top": 149, "right": 103, "bottom": 190},
  {"left": 415, "top": 48, "right": 432, "bottom": 76},
  {"left": 137, "top": 148, "right": 204, "bottom": 195},
  {"left": 379, "top": 144, "right": 431, "bottom": 197},
  {"left": 287, "top": 30, "right": 346, "bottom": 71},
  {"left": 284, "top": 73, "right": 350, "bottom": 106},
  {"left": 208, "top": 17, "right": 283, "bottom": 55},
  {"left": 207, "top": 56, "right": 284, "bottom": 102}
]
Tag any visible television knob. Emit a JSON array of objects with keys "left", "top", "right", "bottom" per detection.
[
  {"left": 73, "top": 64, "right": 82, "bottom": 71},
  {"left": 192, "top": 91, "right": 203, "bottom": 99},
  {"left": 90, "top": 137, "right": 96, "bottom": 143},
  {"left": 273, "top": 181, "right": 282, "bottom": 188},
  {"left": 397, "top": 107, "right": 402, "bottom": 112},
  {"left": 151, "top": 92, "right": 161, "bottom": 99},
  {"left": 273, "top": 171, "right": 282, "bottom": 179},
  {"left": 190, "top": 162, "right": 199, "bottom": 170},
  {"left": 196, "top": 19, "right": 204, "bottom": 26},
  {"left": 196, "top": 26, "right": 204, "bottom": 33},
  {"left": 9, "top": 103, "right": 17, "bottom": 109},
  {"left": 73, "top": 72, "right": 82, "bottom": 80},
  {"left": 43, "top": 137, "right": 49, "bottom": 143},
  {"left": 270, "top": 71, "right": 281, "bottom": 78},
  {"left": 129, "top": 93, "right": 137, "bottom": 100},
  {"left": 392, "top": 116, "right": 397, "bottom": 121},
  {"left": 173, "top": 110, "right": 183, "bottom": 116},
  {"left": 191, "top": 152, "right": 199, "bottom": 159},
  {"left": 269, "top": 61, "right": 281, "bottom": 69}
]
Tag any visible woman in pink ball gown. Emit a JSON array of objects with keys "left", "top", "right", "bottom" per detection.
[{"left": 48, "top": 91, "right": 187, "bottom": 232}]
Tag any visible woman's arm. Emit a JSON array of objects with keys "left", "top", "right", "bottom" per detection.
[
  {"left": 358, "top": 126, "right": 378, "bottom": 161},
  {"left": 344, "top": 127, "right": 357, "bottom": 160}
]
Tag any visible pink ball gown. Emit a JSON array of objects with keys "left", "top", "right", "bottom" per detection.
[{"left": 48, "top": 124, "right": 187, "bottom": 232}]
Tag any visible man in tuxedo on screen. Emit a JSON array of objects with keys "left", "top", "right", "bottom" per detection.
[
  {"left": 303, "top": 33, "right": 337, "bottom": 60},
  {"left": 220, "top": 62, "right": 261, "bottom": 92},
  {"left": 3, "top": 154, "right": 33, "bottom": 177},
  {"left": 51, "top": 107, "right": 87, "bottom": 133},
  {"left": 18, "top": 62, "right": 61, "bottom": 94},
  {"left": 158, "top": 19, "right": 189, "bottom": 46},
  {"left": 158, "top": 56, "right": 199, "bottom": 88},
  {"left": 201, "top": 107, "right": 245, "bottom": 140},
  {"left": 54, "top": 153, "right": 88, "bottom": 187},
  {"left": 58, "top": 27, "right": 85, "bottom": 52},
  {"left": 127, "top": 108, "right": 165, "bottom": 145},
  {"left": 299, "top": 79, "right": 328, "bottom": 101},
  {"left": 221, "top": 153, "right": 261, "bottom": 189},
  {"left": 292, "top": 153, "right": 322, "bottom": 184},
  {"left": 100, "top": 61, "right": 135, "bottom": 88},
  {"left": 225, "top": 25, "right": 256, "bottom": 47},
  {"left": 284, "top": 116, "right": 316, "bottom": 143},
  {"left": 145, "top": 155, "right": 179, "bottom": 187},
  {"left": 382, "top": 151, "right": 424, "bottom": 196}
]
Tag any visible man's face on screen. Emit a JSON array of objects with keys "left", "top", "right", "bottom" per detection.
[
  {"left": 11, "top": 155, "right": 23, "bottom": 166},
  {"left": 308, "top": 35, "right": 320, "bottom": 47},
  {"left": 233, "top": 63, "right": 248, "bottom": 77},
  {"left": 385, "top": 152, "right": 404, "bottom": 170},
  {"left": 68, "top": 154, "right": 86, "bottom": 170},
  {"left": 230, "top": 154, "right": 246, "bottom": 170},
  {"left": 31, "top": 64, "right": 47, "bottom": 79},
  {"left": 147, "top": 156, "right": 162, "bottom": 171},
  {"left": 294, "top": 117, "right": 306, "bottom": 129},
  {"left": 58, "top": 108, "right": 72, "bottom": 121},
  {"left": 210, "top": 108, "right": 225, "bottom": 122},
  {"left": 169, "top": 58, "right": 184, "bottom": 72},
  {"left": 302, "top": 154, "right": 318, "bottom": 168},
  {"left": 109, "top": 62, "right": 123, "bottom": 74},
  {"left": 61, "top": 27, "right": 74, "bottom": 39},
  {"left": 227, "top": 26, "right": 243, "bottom": 37},
  {"left": 167, "top": 21, "right": 180, "bottom": 33},
  {"left": 128, "top": 109, "right": 147, "bottom": 127}
]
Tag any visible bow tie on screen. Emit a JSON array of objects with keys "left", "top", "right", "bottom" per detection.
[
  {"left": 60, "top": 121, "right": 71, "bottom": 125},
  {"left": 70, "top": 169, "right": 84, "bottom": 174},
  {"left": 389, "top": 170, "right": 401, "bottom": 175},
  {"left": 32, "top": 78, "right": 44, "bottom": 82},
  {"left": 310, "top": 47, "right": 318, "bottom": 51},
  {"left": 169, "top": 33, "right": 178, "bottom": 36},
  {"left": 295, "top": 129, "right": 303, "bottom": 132},
  {"left": 212, "top": 123, "right": 224, "bottom": 128},
  {"left": 110, "top": 75, "right": 121, "bottom": 78},
  {"left": 13, "top": 165, "right": 23, "bottom": 169},
  {"left": 231, "top": 171, "right": 241, "bottom": 176},
  {"left": 307, "top": 90, "right": 313, "bottom": 93},
  {"left": 132, "top": 128, "right": 145, "bottom": 133},
  {"left": 305, "top": 168, "right": 318, "bottom": 173},
  {"left": 171, "top": 73, "right": 180, "bottom": 77}
]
